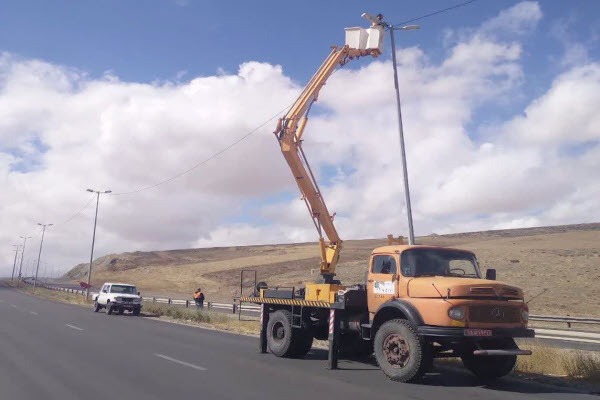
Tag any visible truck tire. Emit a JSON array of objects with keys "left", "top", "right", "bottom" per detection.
[
  {"left": 118, "top": 308, "right": 124, "bottom": 315},
  {"left": 93, "top": 301, "right": 101, "bottom": 312},
  {"left": 267, "top": 310, "right": 296, "bottom": 357},
  {"left": 106, "top": 302, "right": 113, "bottom": 315},
  {"left": 132, "top": 307, "right": 141, "bottom": 316},
  {"left": 374, "top": 319, "right": 431, "bottom": 383},
  {"left": 291, "top": 327, "right": 314, "bottom": 358},
  {"left": 461, "top": 338, "right": 517, "bottom": 380}
]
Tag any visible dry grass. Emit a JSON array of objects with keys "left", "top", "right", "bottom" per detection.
[
  {"left": 142, "top": 303, "right": 260, "bottom": 335},
  {"left": 16, "top": 283, "right": 91, "bottom": 306},
  {"left": 516, "top": 343, "right": 600, "bottom": 383}
]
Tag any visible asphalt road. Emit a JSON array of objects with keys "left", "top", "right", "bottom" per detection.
[{"left": 1, "top": 282, "right": 596, "bottom": 400}]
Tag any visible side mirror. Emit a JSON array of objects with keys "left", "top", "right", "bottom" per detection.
[
  {"left": 102, "top": 289, "right": 107, "bottom": 293},
  {"left": 137, "top": 292, "right": 141, "bottom": 296},
  {"left": 485, "top": 269, "right": 497, "bottom": 280}
]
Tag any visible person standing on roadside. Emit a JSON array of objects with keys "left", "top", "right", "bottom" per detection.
[{"left": 193, "top": 288, "right": 205, "bottom": 310}]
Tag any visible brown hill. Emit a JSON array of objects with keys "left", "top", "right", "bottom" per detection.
[{"left": 66, "top": 223, "right": 600, "bottom": 317}]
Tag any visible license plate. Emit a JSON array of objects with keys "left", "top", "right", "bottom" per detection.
[{"left": 464, "top": 328, "right": 492, "bottom": 337}]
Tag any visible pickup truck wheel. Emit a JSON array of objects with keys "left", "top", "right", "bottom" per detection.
[
  {"left": 106, "top": 302, "right": 113, "bottom": 315},
  {"left": 132, "top": 307, "right": 141, "bottom": 316},
  {"left": 93, "top": 301, "right": 101, "bottom": 313},
  {"left": 461, "top": 338, "right": 517, "bottom": 380},
  {"left": 374, "top": 319, "right": 431, "bottom": 383},
  {"left": 267, "top": 310, "right": 295, "bottom": 358},
  {"left": 118, "top": 308, "right": 124, "bottom": 315}
]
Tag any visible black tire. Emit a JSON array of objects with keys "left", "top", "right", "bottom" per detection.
[
  {"left": 106, "top": 302, "right": 113, "bottom": 315},
  {"left": 374, "top": 319, "right": 431, "bottom": 383},
  {"left": 93, "top": 301, "right": 101, "bottom": 312},
  {"left": 291, "top": 327, "right": 314, "bottom": 358},
  {"left": 132, "top": 307, "right": 141, "bottom": 316},
  {"left": 461, "top": 338, "right": 517, "bottom": 380},
  {"left": 267, "top": 310, "right": 296, "bottom": 357},
  {"left": 118, "top": 308, "right": 124, "bottom": 315}
]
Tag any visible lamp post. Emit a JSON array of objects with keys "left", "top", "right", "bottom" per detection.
[
  {"left": 365, "top": 13, "right": 420, "bottom": 245},
  {"left": 17, "top": 235, "right": 31, "bottom": 287},
  {"left": 86, "top": 189, "right": 111, "bottom": 300},
  {"left": 11, "top": 244, "right": 21, "bottom": 280},
  {"left": 33, "top": 223, "right": 52, "bottom": 293}
]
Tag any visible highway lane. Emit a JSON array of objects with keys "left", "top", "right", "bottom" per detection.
[{"left": 0, "top": 283, "right": 596, "bottom": 400}]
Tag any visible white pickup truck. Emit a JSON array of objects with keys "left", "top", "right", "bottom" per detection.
[{"left": 92, "top": 282, "right": 142, "bottom": 315}]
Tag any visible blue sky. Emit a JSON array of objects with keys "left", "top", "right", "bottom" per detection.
[{"left": 1, "top": 1, "right": 599, "bottom": 275}]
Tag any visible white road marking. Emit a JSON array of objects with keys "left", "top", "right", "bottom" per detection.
[
  {"left": 65, "top": 324, "right": 84, "bottom": 331},
  {"left": 0, "top": 299, "right": 4, "bottom": 302},
  {"left": 30, "top": 311, "right": 38, "bottom": 315},
  {"left": 10, "top": 304, "right": 17, "bottom": 308},
  {"left": 153, "top": 353, "right": 207, "bottom": 371}
]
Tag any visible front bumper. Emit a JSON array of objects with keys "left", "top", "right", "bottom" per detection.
[
  {"left": 418, "top": 326, "right": 535, "bottom": 339},
  {"left": 112, "top": 302, "right": 142, "bottom": 310}
]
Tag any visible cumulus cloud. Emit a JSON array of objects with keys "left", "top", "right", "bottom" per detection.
[{"left": 1, "top": 2, "right": 599, "bottom": 276}]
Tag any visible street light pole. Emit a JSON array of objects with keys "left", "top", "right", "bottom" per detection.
[
  {"left": 17, "top": 236, "right": 31, "bottom": 287},
  {"left": 11, "top": 244, "right": 21, "bottom": 280},
  {"left": 33, "top": 223, "right": 52, "bottom": 293},
  {"left": 86, "top": 188, "right": 111, "bottom": 300}
]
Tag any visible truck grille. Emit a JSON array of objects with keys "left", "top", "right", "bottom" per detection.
[{"left": 469, "top": 305, "right": 520, "bottom": 323}]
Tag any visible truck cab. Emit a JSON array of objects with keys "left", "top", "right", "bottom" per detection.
[{"left": 367, "top": 245, "right": 533, "bottom": 381}]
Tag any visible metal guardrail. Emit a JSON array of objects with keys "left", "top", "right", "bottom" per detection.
[{"left": 21, "top": 279, "right": 600, "bottom": 334}]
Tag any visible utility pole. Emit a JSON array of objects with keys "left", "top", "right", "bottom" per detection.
[
  {"left": 17, "top": 236, "right": 31, "bottom": 287},
  {"left": 11, "top": 245, "right": 21, "bottom": 280},
  {"left": 364, "top": 13, "right": 419, "bottom": 245},
  {"left": 86, "top": 188, "right": 111, "bottom": 300},
  {"left": 33, "top": 223, "right": 52, "bottom": 294}
]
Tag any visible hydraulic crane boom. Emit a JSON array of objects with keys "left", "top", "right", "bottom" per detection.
[{"left": 274, "top": 44, "right": 381, "bottom": 282}]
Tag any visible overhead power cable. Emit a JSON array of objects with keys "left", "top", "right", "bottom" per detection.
[
  {"left": 393, "top": 0, "right": 479, "bottom": 27},
  {"left": 111, "top": 104, "right": 292, "bottom": 196}
]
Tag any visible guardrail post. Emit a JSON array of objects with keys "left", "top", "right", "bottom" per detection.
[
  {"left": 168, "top": 298, "right": 172, "bottom": 305},
  {"left": 208, "top": 302, "right": 212, "bottom": 309},
  {"left": 232, "top": 303, "right": 237, "bottom": 314},
  {"left": 153, "top": 297, "right": 156, "bottom": 303}
]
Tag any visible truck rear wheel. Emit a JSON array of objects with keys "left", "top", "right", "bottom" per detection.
[
  {"left": 374, "top": 319, "right": 430, "bottom": 383},
  {"left": 93, "top": 301, "right": 101, "bottom": 312},
  {"left": 267, "top": 310, "right": 295, "bottom": 357},
  {"left": 461, "top": 338, "right": 517, "bottom": 380}
]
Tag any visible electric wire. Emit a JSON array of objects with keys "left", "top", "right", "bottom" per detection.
[
  {"left": 110, "top": 104, "right": 292, "bottom": 196},
  {"left": 393, "top": 0, "right": 479, "bottom": 27}
]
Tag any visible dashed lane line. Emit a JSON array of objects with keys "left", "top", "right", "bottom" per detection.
[
  {"left": 65, "top": 324, "right": 84, "bottom": 331},
  {"left": 153, "top": 353, "right": 207, "bottom": 371},
  {"left": 30, "top": 311, "right": 38, "bottom": 315}
]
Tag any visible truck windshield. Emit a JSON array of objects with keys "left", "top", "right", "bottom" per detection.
[
  {"left": 400, "top": 248, "right": 480, "bottom": 278},
  {"left": 111, "top": 285, "right": 137, "bottom": 294}
]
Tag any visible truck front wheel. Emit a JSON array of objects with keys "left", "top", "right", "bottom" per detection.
[
  {"left": 374, "top": 319, "right": 431, "bottom": 383},
  {"left": 106, "top": 302, "right": 113, "bottom": 315},
  {"left": 461, "top": 338, "right": 517, "bottom": 380}
]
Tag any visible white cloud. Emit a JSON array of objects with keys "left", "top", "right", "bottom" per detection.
[{"left": 1, "top": 2, "right": 599, "bottom": 276}]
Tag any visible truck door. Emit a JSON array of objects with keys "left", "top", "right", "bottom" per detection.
[{"left": 367, "top": 254, "right": 399, "bottom": 315}]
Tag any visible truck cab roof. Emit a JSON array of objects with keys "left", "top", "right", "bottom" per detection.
[{"left": 371, "top": 244, "right": 476, "bottom": 255}]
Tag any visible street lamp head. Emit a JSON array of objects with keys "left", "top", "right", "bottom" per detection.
[
  {"left": 104, "top": 190, "right": 112, "bottom": 194},
  {"left": 48, "top": 224, "right": 54, "bottom": 227},
  {"left": 37, "top": 223, "right": 42, "bottom": 226},
  {"left": 399, "top": 24, "right": 420, "bottom": 31},
  {"left": 86, "top": 189, "right": 94, "bottom": 193}
]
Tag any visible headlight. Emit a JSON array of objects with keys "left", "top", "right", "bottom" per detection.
[
  {"left": 448, "top": 306, "right": 466, "bottom": 321},
  {"left": 133, "top": 298, "right": 142, "bottom": 303},
  {"left": 521, "top": 309, "right": 529, "bottom": 322}
]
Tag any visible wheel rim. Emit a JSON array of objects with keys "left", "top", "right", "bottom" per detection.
[
  {"left": 383, "top": 333, "right": 410, "bottom": 368},
  {"left": 271, "top": 321, "right": 285, "bottom": 343}
]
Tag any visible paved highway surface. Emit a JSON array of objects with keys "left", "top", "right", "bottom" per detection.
[{"left": 1, "top": 282, "right": 596, "bottom": 400}]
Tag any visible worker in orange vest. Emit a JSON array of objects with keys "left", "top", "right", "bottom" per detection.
[{"left": 193, "top": 288, "right": 205, "bottom": 310}]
